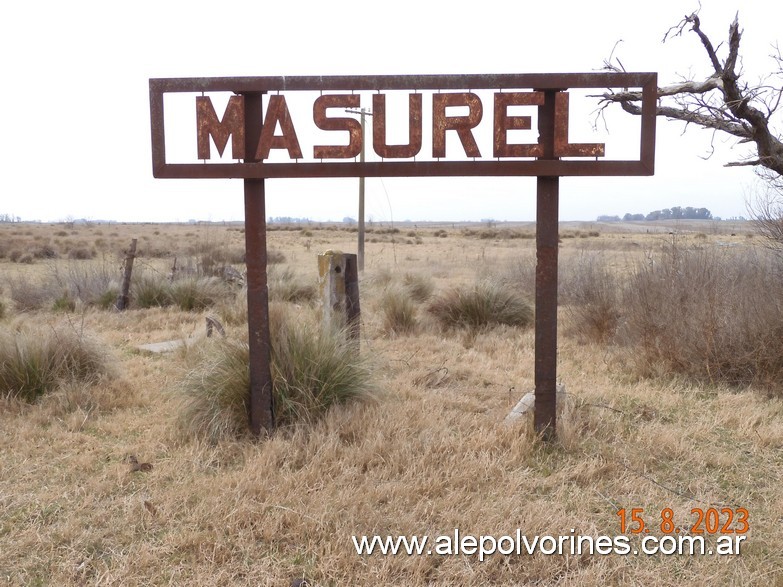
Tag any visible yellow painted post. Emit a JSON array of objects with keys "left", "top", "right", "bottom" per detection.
[
  {"left": 318, "top": 250, "right": 348, "bottom": 333},
  {"left": 318, "top": 250, "right": 360, "bottom": 347}
]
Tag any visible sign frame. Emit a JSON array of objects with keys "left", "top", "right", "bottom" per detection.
[{"left": 149, "top": 72, "right": 657, "bottom": 180}]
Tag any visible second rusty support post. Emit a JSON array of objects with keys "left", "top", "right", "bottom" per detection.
[
  {"left": 244, "top": 92, "right": 275, "bottom": 436},
  {"left": 534, "top": 90, "right": 560, "bottom": 441}
]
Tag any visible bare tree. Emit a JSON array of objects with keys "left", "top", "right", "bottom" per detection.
[
  {"left": 598, "top": 9, "right": 783, "bottom": 241},
  {"left": 748, "top": 185, "right": 783, "bottom": 253},
  {"left": 599, "top": 11, "right": 783, "bottom": 175}
]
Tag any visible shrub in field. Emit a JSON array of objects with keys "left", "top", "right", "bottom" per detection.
[
  {"left": 31, "top": 243, "right": 57, "bottom": 259},
  {"left": 561, "top": 252, "right": 621, "bottom": 343},
  {"left": 67, "top": 246, "right": 95, "bottom": 260},
  {"left": 8, "top": 275, "right": 55, "bottom": 311},
  {"left": 0, "top": 327, "right": 112, "bottom": 402},
  {"left": 380, "top": 287, "right": 418, "bottom": 334},
  {"left": 618, "top": 243, "right": 783, "bottom": 390},
  {"left": 178, "top": 304, "right": 375, "bottom": 442},
  {"left": 428, "top": 281, "right": 533, "bottom": 330},
  {"left": 48, "top": 260, "right": 118, "bottom": 308}
]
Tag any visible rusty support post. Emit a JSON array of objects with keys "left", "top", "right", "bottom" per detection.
[
  {"left": 534, "top": 90, "right": 560, "bottom": 440},
  {"left": 244, "top": 92, "right": 275, "bottom": 436},
  {"left": 115, "top": 238, "right": 137, "bottom": 311}
]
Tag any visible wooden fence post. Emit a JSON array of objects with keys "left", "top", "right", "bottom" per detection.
[{"left": 115, "top": 238, "right": 137, "bottom": 311}]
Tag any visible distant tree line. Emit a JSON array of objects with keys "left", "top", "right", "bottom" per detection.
[
  {"left": 597, "top": 206, "right": 713, "bottom": 222},
  {"left": 268, "top": 216, "right": 313, "bottom": 224},
  {"left": 0, "top": 213, "right": 21, "bottom": 223}
]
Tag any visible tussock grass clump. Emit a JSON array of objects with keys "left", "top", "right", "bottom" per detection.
[
  {"left": 268, "top": 267, "right": 317, "bottom": 303},
  {"left": 178, "top": 305, "right": 375, "bottom": 442},
  {"left": 169, "top": 277, "right": 231, "bottom": 311},
  {"left": 380, "top": 287, "right": 418, "bottom": 335},
  {"left": 267, "top": 249, "right": 286, "bottom": 264},
  {"left": 132, "top": 274, "right": 232, "bottom": 311},
  {"left": 270, "top": 312, "right": 374, "bottom": 426},
  {"left": 52, "top": 294, "right": 76, "bottom": 313},
  {"left": 402, "top": 272, "right": 435, "bottom": 302},
  {"left": 213, "top": 288, "right": 248, "bottom": 326},
  {"left": 132, "top": 275, "right": 173, "bottom": 308},
  {"left": 0, "top": 327, "right": 112, "bottom": 402},
  {"left": 428, "top": 281, "right": 533, "bottom": 330},
  {"left": 95, "top": 288, "right": 119, "bottom": 310},
  {"left": 369, "top": 266, "right": 395, "bottom": 289}
]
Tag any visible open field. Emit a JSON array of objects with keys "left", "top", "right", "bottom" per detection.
[{"left": 1, "top": 219, "right": 781, "bottom": 586}]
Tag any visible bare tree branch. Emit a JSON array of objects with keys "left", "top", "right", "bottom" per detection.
[
  {"left": 725, "top": 159, "right": 762, "bottom": 167},
  {"left": 598, "top": 12, "right": 783, "bottom": 177}
]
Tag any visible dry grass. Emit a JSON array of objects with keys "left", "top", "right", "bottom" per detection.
[
  {"left": 0, "top": 324, "right": 115, "bottom": 402},
  {"left": 621, "top": 243, "right": 783, "bottom": 390},
  {"left": 379, "top": 287, "right": 419, "bottom": 335},
  {"left": 0, "top": 219, "right": 780, "bottom": 585},
  {"left": 178, "top": 304, "right": 375, "bottom": 442},
  {"left": 428, "top": 280, "right": 534, "bottom": 331}
]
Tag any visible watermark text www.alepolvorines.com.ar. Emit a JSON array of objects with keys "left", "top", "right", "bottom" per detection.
[{"left": 352, "top": 529, "right": 747, "bottom": 561}]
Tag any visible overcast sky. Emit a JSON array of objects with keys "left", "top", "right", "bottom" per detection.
[{"left": 1, "top": 1, "right": 780, "bottom": 223}]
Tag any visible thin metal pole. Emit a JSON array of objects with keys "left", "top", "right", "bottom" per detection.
[
  {"left": 358, "top": 109, "right": 366, "bottom": 272},
  {"left": 534, "top": 90, "right": 560, "bottom": 440},
  {"left": 244, "top": 92, "right": 274, "bottom": 435}
]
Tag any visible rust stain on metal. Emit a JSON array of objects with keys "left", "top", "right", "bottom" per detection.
[
  {"left": 313, "top": 94, "right": 362, "bottom": 159},
  {"left": 196, "top": 95, "right": 245, "bottom": 159},
  {"left": 493, "top": 91, "right": 544, "bottom": 158},
  {"left": 553, "top": 92, "right": 605, "bottom": 158},
  {"left": 254, "top": 95, "right": 303, "bottom": 160},
  {"left": 432, "top": 92, "right": 483, "bottom": 158},
  {"left": 372, "top": 93, "right": 423, "bottom": 158}
]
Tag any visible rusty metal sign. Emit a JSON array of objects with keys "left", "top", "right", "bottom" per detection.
[
  {"left": 149, "top": 72, "right": 657, "bottom": 440},
  {"left": 150, "top": 73, "right": 656, "bottom": 179}
]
